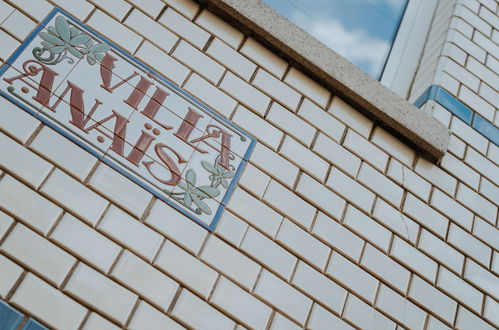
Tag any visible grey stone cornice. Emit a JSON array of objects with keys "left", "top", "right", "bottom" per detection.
[{"left": 197, "top": 0, "right": 450, "bottom": 162}]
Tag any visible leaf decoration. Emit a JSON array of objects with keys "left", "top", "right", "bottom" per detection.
[
  {"left": 33, "top": 15, "right": 111, "bottom": 66},
  {"left": 166, "top": 154, "right": 235, "bottom": 216},
  {"left": 55, "top": 16, "right": 70, "bottom": 42},
  {"left": 195, "top": 186, "right": 220, "bottom": 198},
  {"left": 192, "top": 196, "right": 211, "bottom": 215},
  {"left": 185, "top": 169, "right": 196, "bottom": 186},
  {"left": 39, "top": 32, "right": 64, "bottom": 46},
  {"left": 69, "top": 34, "right": 91, "bottom": 46}
]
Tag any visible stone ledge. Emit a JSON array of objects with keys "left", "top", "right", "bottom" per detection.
[{"left": 197, "top": 0, "right": 450, "bottom": 162}]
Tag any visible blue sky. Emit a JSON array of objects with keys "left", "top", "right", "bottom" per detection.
[{"left": 263, "top": 0, "right": 408, "bottom": 78}]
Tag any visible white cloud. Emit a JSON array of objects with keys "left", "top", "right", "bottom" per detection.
[{"left": 291, "top": 11, "right": 390, "bottom": 76}]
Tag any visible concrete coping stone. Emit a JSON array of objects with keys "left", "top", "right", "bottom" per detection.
[{"left": 197, "top": 0, "right": 450, "bottom": 162}]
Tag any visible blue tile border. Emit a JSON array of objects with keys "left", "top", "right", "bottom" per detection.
[
  {"left": 0, "top": 301, "right": 23, "bottom": 330},
  {"left": 414, "top": 85, "right": 498, "bottom": 146},
  {"left": 0, "top": 8, "right": 257, "bottom": 232},
  {"left": 22, "top": 319, "right": 47, "bottom": 330},
  {"left": 0, "top": 301, "right": 48, "bottom": 330}
]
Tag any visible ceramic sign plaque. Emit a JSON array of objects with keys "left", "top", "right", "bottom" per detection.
[{"left": 0, "top": 9, "right": 256, "bottom": 230}]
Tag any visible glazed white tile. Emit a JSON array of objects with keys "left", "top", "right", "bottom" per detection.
[
  {"left": 1, "top": 223, "right": 76, "bottom": 287},
  {"left": 237, "top": 163, "right": 270, "bottom": 198},
  {"left": 298, "top": 99, "right": 346, "bottom": 143},
  {"left": 0, "top": 30, "right": 19, "bottom": 62},
  {"left": 49, "top": 0, "right": 93, "bottom": 21},
  {"left": 145, "top": 199, "right": 208, "bottom": 254},
  {"left": 82, "top": 313, "right": 120, "bottom": 330},
  {"left": 280, "top": 136, "right": 329, "bottom": 182},
  {"left": 250, "top": 143, "right": 299, "bottom": 188},
  {"left": 372, "top": 199, "right": 419, "bottom": 244},
  {"left": 90, "top": 0, "right": 132, "bottom": 21},
  {"left": 326, "top": 167, "right": 375, "bottom": 213},
  {"left": 361, "top": 244, "right": 411, "bottom": 294},
  {"left": 87, "top": 10, "right": 142, "bottom": 53},
  {"left": 403, "top": 193, "right": 449, "bottom": 240},
  {"left": 98, "top": 205, "right": 163, "bottom": 261},
  {"left": 64, "top": 263, "right": 138, "bottom": 326},
  {"left": 171, "top": 289, "right": 235, "bottom": 330},
  {"left": 40, "top": 169, "right": 109, "bottom": 226},
  {"left": 30, "top": 126, "right": 98, "bottom": 181},
  {"left": 437, "top": 267, "right": 483, "bottom": 313},
  {"left": 327, "top": 252, "right": 379, "bottom": 303},
  {"left": 0, "top": 254, "right": 23, "bottom": 299},
  {"left": 0, "top": 131, "right": 53, "bottom": 189},
  {"left": 292, "top": 261, "right": 347, "bottom": 314},
  {"left": 206, "top": 38, "right": 257, "bottom": 81},
  {"left": 155, "top": 240, "right": 218, "bottom": 299},
  {"left": 0, "top": 1, "right": 15, "bottom": 24},
  {"left": 200, "top": 235, "right": 260, "bottom": 290},
  {"left": 343, "top": 205, "right": 392, "bottom": 252},
  {"left": 89, "top": 163, "right": 153, "bottom": 218},
  {"left": 409, "top": 276, "right": 457, "bottom": 325},
  {"left": 125, "top": 9, "right": 178, "bottom": 53},
  {"left": 220, "top": 72, "right": 271, "bottom": 116},
  {"left": 111, "top": 250, "right": 179, "bottom": 311},
  {"left": 448, "top": 224, "right": 491, "bottom": 267},
  {"left": 296, "top": 174, "right": 346, "bottom": 220},
  {"left": 0, "top": 96, "right": 40, "bottom": 143},
  {"left": 270, "top": 313, "right": 302, "bottom": 330},
  {"left": 128, "top": 301, "right": 184, "bottom": 330},
  {"left": 252, "top": 69, "right": 301, "bottom": 111},
  {"left": 254, "top": 270, "right": 312, "bottom": 326},
  {"left": 312, "top": 212, "right": 365, "bottom": 261},
  {"left": 50, "top": 213, "right": 121, "bottom": 273},
  {"left": 276, "top": 219, "right": 330, "bottom": 270},
  {"left": 134, "top": 41, "right": 190, "bottom": 86},
  {"left": 232, "top": 105, "right": 282, "bottom": 150},
  {"left": 210, "top": 277, "right": 272, "bottom": 329},
  {"left": 159, "top": 8, "right": 210, "bottom": 49},
  {"left": 387, "top": 160, "right": 431, "bottom": 202},
  {"left": 456, "top": 306, "right": 496, "bottom": 330},
  {"left": 240, "top": 227, "right": 297, "bottom": 280},
  {"left": 266, "top": 102, "right": 316, "bottom": 146},
  {"left": 183, "top": 74, "right": 237, "bottom": 119},
  {"left": 0, "top": 210, "right": 14, "bottom": 241},
  {"left": 196, "top": 10, "right": 244, "bottom": 48},
  {"left": 343, "top": 294, "right": 396, "bottom": 330},
  {"left": 240, "top": 38, "right": 288, "bottom": 79},
  {"left": 0, "top": 175, "right": 62, "bottom": 235},
  {"left": 163, "top": 0, "right": 199, "bottom": 19},
  {"left": 227, "top": 188, "right": 282, "bottom": 238},
  {"left": 215, "top": 211, "right": 248, "bottom": 247},
  {"left": 307, "top": 304, "right": 354, "bottom": 330},
  {"left": 376, "top": 284, "right": 427, "bottom": 330},
  {"left": 173, "top": 40, "right": 224, "bottom": 84},
  {"left": 263, "top": 179, "right": 316, "bottom": 229},
  {"left": 343, "top": 130, "right": 388, "bottom": 172},
  {"left": 390, "top": 237, "right": 438, "bottom": 284},
  {"left": 10, "top": 273, "right": 87, "bottom": 330},
  {"left": 418, "top": 229, "right": 464, "bottom": 274},
  {"left": 328, "top": 97, "right": 373, "bottom": 138},
  {"left": 2, "top": 10, "right": 37, "bottom": 40}
]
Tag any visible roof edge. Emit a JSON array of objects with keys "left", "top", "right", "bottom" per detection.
[{"left": 197, "top": 0, "right": 450, "bottom": 162}]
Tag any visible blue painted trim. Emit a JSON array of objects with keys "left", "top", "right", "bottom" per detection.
[
  {"left": 414, "top": 85, "right": 497, "bottom": 146},
  {"left": 0, "top": 301, "right": 24, "bottom": 330},
  {"left": 22, "top": 319, "right": 48, "bottom": 330},
  {"left": 0, "top": 8, "right": 257, "bottom": 231},
  {"left": 473, "top": 114, "right": 499, "bottom": 146}
]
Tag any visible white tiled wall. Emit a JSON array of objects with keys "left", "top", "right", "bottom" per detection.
[{"left": 0, "top": 0, "right": 497, "bottom": 329}]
